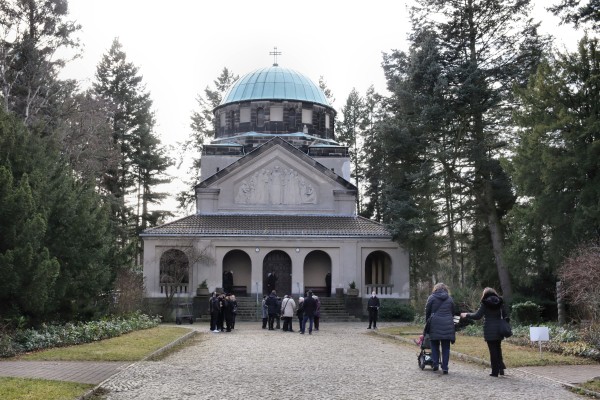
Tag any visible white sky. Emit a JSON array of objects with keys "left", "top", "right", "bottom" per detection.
[{"left": 59, "top": 0, "right": 583, "bottom": 218}]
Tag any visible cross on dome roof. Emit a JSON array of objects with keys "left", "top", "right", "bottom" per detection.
[{"left": 269, "top": 46, "right": 282, "bottom": 66}]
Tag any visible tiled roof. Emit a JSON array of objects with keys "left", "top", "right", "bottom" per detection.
[{"left": 141, "top": 214, "right": 391, "bottom": 238}]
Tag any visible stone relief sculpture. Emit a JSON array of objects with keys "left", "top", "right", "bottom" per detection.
[{"left": 235, "top": 164, "right": 317, "bottom": 205}]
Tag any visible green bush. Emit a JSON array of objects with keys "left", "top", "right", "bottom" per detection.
[
  {"left": 0, "top": 312, "right": 160, "bottom": 358},
  {"left": 511, "top": 301, "right": 542, "bottom": 325},
  {"left": 379, "top": 300, "right": 415, "bottom": 321}
]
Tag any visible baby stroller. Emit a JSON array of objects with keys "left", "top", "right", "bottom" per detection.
[{"left": 417, "top": 334, "right": 434, "bottom": 370}]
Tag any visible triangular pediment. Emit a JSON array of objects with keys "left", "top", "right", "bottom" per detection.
[{"left": 195, "top": 137, "right": 356, "bottom": 214}]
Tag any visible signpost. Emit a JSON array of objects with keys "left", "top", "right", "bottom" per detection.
[{"left": 530, "top": 326, "right": 550, "bottom": 356}]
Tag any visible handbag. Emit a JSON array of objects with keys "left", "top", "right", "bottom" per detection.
[
  {"left": 424, "top": 317, "right": 432, "bottom": 334},
  {"left": 499, "top": 308, "right": 512, "bottom": 338}
]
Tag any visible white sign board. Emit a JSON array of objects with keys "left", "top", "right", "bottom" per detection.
[{"left": 530, "top": 326, "right": 550, "bottom": 342}]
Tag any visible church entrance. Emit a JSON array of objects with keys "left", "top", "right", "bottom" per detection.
[{"left": 263, "top": 250, "right": 292, "bottom": 296}]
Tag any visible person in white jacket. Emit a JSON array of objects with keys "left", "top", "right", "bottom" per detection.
[{"left": 280, "top": 294, "right": 297, "bottom": 332}]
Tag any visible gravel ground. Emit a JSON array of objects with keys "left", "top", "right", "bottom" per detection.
[{"left": 100, "top": 322, "right": 583, "bottom": 400}]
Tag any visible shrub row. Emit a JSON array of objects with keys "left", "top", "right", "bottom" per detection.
[
  {"left": 460, "top": 321, "right": 600, "bottom": 361},
  {"left": 0, "top": 312, "right": 160, "bottom": 358},
  {"left": 378, "top": 300, "right": 415, "bottom": 321}
]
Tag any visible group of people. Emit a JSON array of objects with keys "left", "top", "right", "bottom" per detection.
[
  {"left": 424, "top": 283, "right": 509, "bottom": 377},
  {"left": 209, "top": 292, "right": 238, "bottom": 332},
  {"left": 262, "top": 290, "right": 322, "bottom": 334}
]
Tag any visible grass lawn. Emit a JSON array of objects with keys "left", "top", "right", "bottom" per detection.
[
  {"left": 2, "top": 325, "right": 194, "bottom": 400},
  {"left": 0, "top": 377, "right": 94, "bottom": 400},
  {"left": 581, "top": 379, "right": 600, "bottom": 392},
  {"left": 379, "top": 325, "right": 595, "bottom": 367},
  {"left": 16, "top": 326, "right": 193, "bottom": 362}
]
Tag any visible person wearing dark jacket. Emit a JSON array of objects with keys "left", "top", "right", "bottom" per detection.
[
  {"left": 209, "top": 292, "right": 220, "bottom": 332},
  {"left": 461, "top": 287, "right": 509, "bottom": 377},
  {"left": 265, "top": 290, "right": 279, "bottom": 330},
  {"left": 367, "top": 291, "right": 380, "bottom": 329},
  {"left": 296, "top": 297, "right": 305, "bottom": 332},
  {"left": 301, "top": 291, "right": 317, "bottom": 334},
  {"left": 425, "top": 283, "right": 456, "bottom": 374}
]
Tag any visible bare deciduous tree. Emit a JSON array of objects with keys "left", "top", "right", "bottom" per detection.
[
  {"left": 559, "top": 241, "right": 600, "bottom": 321},
  {"left": 159, "top": 243, "right": 215, "bottom": 308}
]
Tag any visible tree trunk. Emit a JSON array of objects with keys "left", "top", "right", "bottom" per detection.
[{"left": 485, "top": 181, "right": 512, "bottom": 303}]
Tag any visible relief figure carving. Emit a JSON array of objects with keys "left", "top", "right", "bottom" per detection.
[{"left": 234, "top": 164, "right": 318, "bottom": 205}]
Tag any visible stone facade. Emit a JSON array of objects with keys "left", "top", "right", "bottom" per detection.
[{"left": 141, "top": 65, "right": 410, "bottom": 318}]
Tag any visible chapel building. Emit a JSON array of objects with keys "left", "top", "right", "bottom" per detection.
[{"left": 141, "top": 63, "right": 409, "bottom": 314}]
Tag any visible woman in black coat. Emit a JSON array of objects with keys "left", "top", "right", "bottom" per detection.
[
  {"left": 461, "top": 287, "right": 509, "bottom": 377},
  {"left": 425, "top": 283, "right": 456, "bottom": 374}
]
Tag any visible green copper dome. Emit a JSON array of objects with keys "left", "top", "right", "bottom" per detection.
[{"left": 220, "top": 66, "right": 330, "bottom": 107}]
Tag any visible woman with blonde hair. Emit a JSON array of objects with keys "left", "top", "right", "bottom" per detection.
[
  {"left": 461, "top": 287, "right": 509, "bottom": 377},
  {"left": 425, "top": 283, "right": 456, "bottom": 374}
]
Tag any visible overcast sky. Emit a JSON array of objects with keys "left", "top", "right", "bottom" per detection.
[{"left": 59, "top": 0, "right": 583, "bottom": 217}]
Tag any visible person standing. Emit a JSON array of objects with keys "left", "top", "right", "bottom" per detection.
[
  {"left": 461, "top": 287, "right": 509, "bottom": 377},
  {"left": 266, "top": 272, "right": 277, "bottom": 294},
  {"left": 367, "top": 291, "right": 380, "bottom": 329},
  {"left": 223, "top": 270, "right": 233, "bottom": 294},
  {"left": 425, "top": 283, "right": 456, "bottom": 374},
  {"left": 325, "top": 272, "right": 332, "bottom": 297},
  {"left": 313, "top": 294, "right": 321, "bottom": 331},
  {"left": 296, "top": 297, "right": 305, "bottom": 332},
  {"left": 217, "top": 293, "right": 226, "bottom": 332},
  {"left": 209, "top": 292, "right": 220, "bottom": 333},
  {"left": 301, "top": 291, "right": 317, "bottom": 334},
  {"left": 223, "top": 294, "right": 234, "bottom": 332},
  {"left": 265, "top": 290, "right": 279, "bottom": 330},
  {"left": 230, "top": 294, "right": 238, "bottom": 330},
  {"left": 261, "top": 295, "right": 268, "bottom": 329},
  {"left": 280, "top": 294, "right": 297, "bottom": 332}
]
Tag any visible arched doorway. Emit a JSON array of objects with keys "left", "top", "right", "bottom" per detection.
[
  {"left": 303, "top": 250, "right": 332, "bottom": 297},
  {"left": 222, "top": 250, "right": 251, "bottom": 295},
  {"left": 365, "top": 251, "right": 392, "bottom": 295},
  {"left": 263, "top": 250, "right": 292, "bottom": 296},
  {"left": 159, "top": 249, "right": 190, "bottom": 295}
]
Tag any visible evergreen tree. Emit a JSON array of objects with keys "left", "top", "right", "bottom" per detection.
[
  {"left": 0, "top": 0, "right": 80, "bottom": 129},
  {"left": 338, "top": 88, "right": 365, "bottom": 213},
  {"left": 549, "top": 0, "right": 600, "bottom": 29},
  {"left": 93, "top": 38, "right": 170, "bottom": 266},
  {"left": 178, "top": 67, "right": 237, "bottom": 210},
  {"left": 318, "top": 76, "right": 336, "bottom": 105},
  {"left": 0, "top": 109, "right": 114, "bottom": 324},
  {"left": 361, "top": 85, "right": 385, "bottom": 221},
  {"left": 379, "top": 29, "right": 448, "bottom": 285},
  {"left": 511, "top": 36, "right": 600, "bottom": 297},
  {"left": 396, "top": 0, "right": 549, "bottom": 301}
]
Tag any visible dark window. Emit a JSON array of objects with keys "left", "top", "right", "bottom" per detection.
[
  {"left": 256, "top": 107, "right": 265, "bottom": 128},
  {"left": 229, "top": 111, "right": 235, "bottom": 130},
  {"left": 288, "top": 108, "right": 296, "bottom": 130}
]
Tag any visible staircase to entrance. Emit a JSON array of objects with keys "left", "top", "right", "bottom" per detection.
[{"left": 196, "top": 296, "right": 361, "bottom": 323}]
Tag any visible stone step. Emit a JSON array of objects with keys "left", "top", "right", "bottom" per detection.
[{"left": 195, "top": 296, "right": 361, "bottom": 323}]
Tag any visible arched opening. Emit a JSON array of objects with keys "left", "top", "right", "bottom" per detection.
[
  {"left": 303, "top": 250, "right": 332, "bottom": 297},
  {"left": 222, "top": 250, "right": 251, "bottom": 296},
  {"left": 263, "top": 250, "right": 292, "bottom": 296},
  {"left": 159, "top": 249, "right": 190, "bottom": 295},
  {"left": 365, "top": 251, "right": 393, "bottom": 295}
]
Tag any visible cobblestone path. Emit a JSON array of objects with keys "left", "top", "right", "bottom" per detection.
[{"left": 100, "top": 322, "right": 582, "bottom": 400}]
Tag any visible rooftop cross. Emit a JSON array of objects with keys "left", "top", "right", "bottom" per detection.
[{"left": 269, "top": 47, "right": 282, "bottom": 66}]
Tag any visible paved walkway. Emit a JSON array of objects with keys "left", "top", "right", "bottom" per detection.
[
  {"left": 0, "top": 322, "right": 599, "bottom": 399},
  {"left": 0, "top": 360, "right": 130, "bottom": 384}
]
